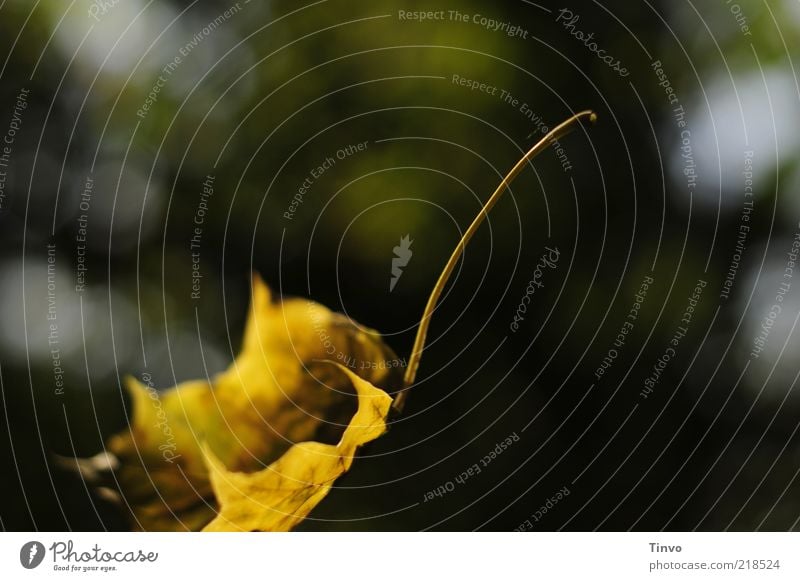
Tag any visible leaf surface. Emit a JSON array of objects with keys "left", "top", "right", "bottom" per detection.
[
  {"left": 203, "top": 365, "right": 392, "bottom": 531},
  {"left": 108, "top": 276, "right": 399, "bottom": 531}
]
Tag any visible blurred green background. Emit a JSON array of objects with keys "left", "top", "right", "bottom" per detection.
[{"left": 1, "top": 0, "right": 800, "bottom": 531}]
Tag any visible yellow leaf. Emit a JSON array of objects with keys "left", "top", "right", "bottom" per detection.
[
  {"left": 99, "top": 111, "right": 596, "bottom": 531},
  {"left": 108, "top": 275, "right": 400, "bottom": 531},
  {"left": 203, "top": 364, "right": 392, "bottom": 531}
]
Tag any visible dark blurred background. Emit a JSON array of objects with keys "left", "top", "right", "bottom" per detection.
[{"left": 1, "top": 0, "right": 800, "bottom": 531}]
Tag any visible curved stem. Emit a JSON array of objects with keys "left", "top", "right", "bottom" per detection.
[{"left": 392, "top": 110, "right": 597, "bottom": 414}]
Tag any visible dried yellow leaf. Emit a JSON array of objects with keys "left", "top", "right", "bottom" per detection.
[{"left": 96, "top": 111, "right": 596, "bottom": 532}]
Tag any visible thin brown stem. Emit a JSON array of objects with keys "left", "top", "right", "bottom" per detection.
[{"left": 392, "top": 110, "right": 597, "bottom": 414}]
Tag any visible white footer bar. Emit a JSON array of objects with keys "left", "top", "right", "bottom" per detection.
[{"left": 1, "top": 532, "right": 796, "bottom": 580}]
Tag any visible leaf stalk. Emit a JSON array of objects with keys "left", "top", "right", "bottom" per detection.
[{"left": 392, "top": 110, "right": 597, "bottom": 414}]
